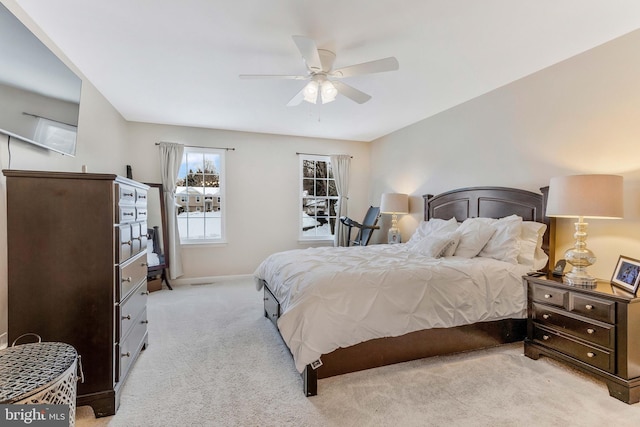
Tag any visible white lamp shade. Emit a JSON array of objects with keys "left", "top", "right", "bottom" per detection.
[
  {"left": 546, "top": 174, "right": 623, "bottom": 219},
  {"left": 380, "top": 193, "right": 409, "bottom": 214}
]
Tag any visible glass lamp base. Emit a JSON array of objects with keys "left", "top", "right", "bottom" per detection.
[{"left": 563, "top": 271, "right": 597, "bottom": 288}]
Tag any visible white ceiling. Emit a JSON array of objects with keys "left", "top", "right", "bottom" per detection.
[{"left": 12, "top": 0, "right": 640, "bottom": 142}]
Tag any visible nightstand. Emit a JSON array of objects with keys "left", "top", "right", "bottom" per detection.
[{"left": 524, "top": 274, "right": 640, "bottom": 404}]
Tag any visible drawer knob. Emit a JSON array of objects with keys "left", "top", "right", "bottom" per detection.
[
  {"left": 121, "top": 352, "right": 131, "bottom": 358},
  {"left": 544, "top": 294, "right": 552, "bottom": 299},
  {"left": 123, "top": 192, "right": 134, "bottom": 197},
  {"left": 124, "top": 212, "right": 134, "bottom": 217},
  {"left": 272, "top": 313, "right": 278, "bottom": 318},
  {"left": 122, "top": 314, "right": 131, "bottom": 320},
  {"left": 263, "top": 297, "right": 268, "bottom": 301},
  {"left": 587, "top": 352, "right": 595, "bottom": 358},
  {"left": 124, "top": 240, "right": 132, "bottom": 246},
  {"left": 141, "top": 320, "right": 149, "bottom": 324},
  {"left": 587, "top": 328, "right": 595, "bottom": 334},
  {"left": 542, "top": 335, "right": 550, "bottom": 341},
  {"left": 585, "top": 304, "right": 594, "bottom": 310},
  {"left": 122, "top": 277, "right": 132, "bottom": 283},
  {"left": 542, "top": 314, "right": 551, "bottom": 320}
]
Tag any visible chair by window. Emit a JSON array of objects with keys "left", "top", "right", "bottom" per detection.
[{"left": 340, "top": 206, "right": 381, "bottom": 246}]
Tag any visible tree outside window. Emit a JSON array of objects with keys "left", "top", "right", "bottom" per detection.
[{"left": 300, "top": 155, "right": 338, "bottom": 240}]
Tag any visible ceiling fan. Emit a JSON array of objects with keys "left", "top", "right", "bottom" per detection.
[{"left": 240, "top": 36, "right": 399, "bottom": 106}]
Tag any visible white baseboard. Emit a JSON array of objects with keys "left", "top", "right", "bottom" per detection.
[{"left": 169, "top": 274, "right": 253, "bottom": 287}]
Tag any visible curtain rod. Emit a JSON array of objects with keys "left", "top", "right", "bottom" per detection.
[
  {"left": 156, "top": 142, "right": 235, "bottom": 151},
  {"left": 296, "top": 152, "right": 353, "bottom": 158}
]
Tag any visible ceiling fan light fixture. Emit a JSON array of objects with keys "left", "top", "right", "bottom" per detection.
[
  {"left": 321, "top": 81, "right": 337, "bottom": 104},
  {"left": 303, "top": 81, "right": 319, "bottom": 104}
]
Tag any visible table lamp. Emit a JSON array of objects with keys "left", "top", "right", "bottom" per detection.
[
  {"left": 380, "top": 193, "right": 409, "bottom": 244},
  {"left": 546, "top": 174, "right": 623, "bottom": 287}
]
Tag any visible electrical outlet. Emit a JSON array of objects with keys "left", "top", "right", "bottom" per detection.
[{"left": 0, "top": 332, "right": 7, "bottom": 350}]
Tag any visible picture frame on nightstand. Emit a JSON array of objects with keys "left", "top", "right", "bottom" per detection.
[{"left": 611, "top": 255, "right": 640, "bottom": 295}]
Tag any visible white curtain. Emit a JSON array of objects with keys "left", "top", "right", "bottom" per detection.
[
  {"left": 330, "top": 154, "right": 351, "bottom": 247},
  {"left": 159, "top": 142, "right": 185, "bottom": 279}
]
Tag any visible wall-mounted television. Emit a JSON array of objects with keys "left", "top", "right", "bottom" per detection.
[{"left": 0, "top": 3, "right": 81, "bottom": 156}]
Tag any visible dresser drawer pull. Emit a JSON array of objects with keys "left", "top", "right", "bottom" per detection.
[
  {"left": 263, "top": 297, "right": 269, "bottom": 301},
  {"left": 544, "top": 294, "right": 552, "bottom": 299},
  {"left": 542, "top": 314, "right": 551, "bottom": 320},
  {"left": 122, "top": 314, "right": 131, "bottom": 320},
  {"left": 542, "top": 335, "right": 550, "bottom": 340},
  {"left": 585, "top": 304, "right": 594, "bottom": 310},
  {"left": 587, "top": 352, "right": 595, "bottom": 358},
  {"left": 122, "top": 277, "right": 132, "bottom": 283},
  {"left": 123, "top": 212, "right": 135, "bottom": 217},
  {"left": 139, "top": 195, "right": 147, "bottom": 199},
  {"left": 121, "top": 352, "right": 131, "bottom": 358},
  {"left": 124, "top": 240, "right": 132, "bottom": 246},
  {"left": 587, "top": 328, "right": 595, "bottom": 334},
  {"left": 123, "top": 192, "right": 134, "bottom": 197},
  {"left": 142, "top": 320, "right": 149, "bottom": 324}
]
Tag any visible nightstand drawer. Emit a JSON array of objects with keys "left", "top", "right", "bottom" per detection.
[
  {"left": 531, "top": 284, "right": 567, "bottom": 308},
  {"left": 532, "top": 303, "right": 615, "bottom": 348},
  {"left": 533, "top": 324, "right": 615, "bottom": 373},
  {"left": 570, "top": 294, "right": 615, "bottom": 324}
]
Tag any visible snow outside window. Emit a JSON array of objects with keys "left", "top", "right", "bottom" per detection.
[
  {"left": 299, "top": 155, "right": 338, "bottom": 240},
  {"left": 176, "top": 147, "right": 225, "bottom": 243}
]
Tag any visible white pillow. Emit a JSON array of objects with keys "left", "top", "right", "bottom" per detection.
[
  {"left": 453, "top": 218, "right": 496, "bottom": 258},
  {"left": 478, "top": 215, "right": 523, "bottom": 264},
  {"left": 518, "top": 221, "right": 548, "bottom": 269},
  {"left": 410, "top": 231, "right": 461, "bottom": 258},
  {"left": 407, "top": 217, "right": 458, "bottom": 246}
]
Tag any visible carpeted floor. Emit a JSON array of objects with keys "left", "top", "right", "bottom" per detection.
[{"left": 76, "top": 277, "right": 640, "bottom": 426}]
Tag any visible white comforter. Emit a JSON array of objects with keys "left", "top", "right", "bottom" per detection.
[{"left": 254, "top": 244, "right": 530, "bottom": 373}]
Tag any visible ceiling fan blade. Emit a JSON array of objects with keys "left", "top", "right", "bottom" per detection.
[
  {"left": 239, "top": 74, "right": 308, "bottom": 80},
  {"left": 332, "top": 57, "right": 399, "bottom": 78},
  {"left": 286, "top": 85, "right": 306, "bottom": 107},
  {"left": 292, "top": 35, "right": 322, "bottom": 72},
  {"left": 332, "top": 81, "right": 372, "bottom": 104}
]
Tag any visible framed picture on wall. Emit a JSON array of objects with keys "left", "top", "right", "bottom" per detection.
[{"left": 611, "top": 255, "right": 640, "bottom": 295}]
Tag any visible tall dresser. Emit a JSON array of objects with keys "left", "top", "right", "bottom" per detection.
[{"left": 4, "top": 170, "right": 150, "bottom": 417}]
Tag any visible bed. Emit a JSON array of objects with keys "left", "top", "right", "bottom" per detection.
[{"left": 255, "top": 186, "right": 552, "bottom": 396}]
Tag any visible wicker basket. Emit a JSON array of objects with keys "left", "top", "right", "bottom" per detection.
[{"left": 0, "top": 339, "right": 80, "bottom": 426}]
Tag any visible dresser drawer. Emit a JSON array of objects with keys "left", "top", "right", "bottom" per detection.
[
  {"left": 533, "top": 303, "right": 615, "bottom": 348},
  {"left": 531, "top": 284, "right": 567, "bottom": 308},
  {"left": 119, "top": 251, "right": 147, "bottom": 300},
  {"left": 119, "top": 281, "right": 148, "bottom": 340},
  {"left": 118, "top": 309, "right": 147, "bottom": 382},
  {"left": 130, "top": 223, "right": 142, "bottom": 256},
  {"left": 118, "top": 184, "right": 136, "bottom": 205},
  {"left": 533, "top": 324, "right": 615, "bottom": 373},
  {"left": 117, "top": 205, "right": 136, "bottom": 223},
  {"left": 136, "top": 207, "right": 148, "bottom": 222},
  {"left": 135, "top": 188, "right": 147, "bottom": 205},
  {"left": 570, "top": 294, "right": 615, "bottom": 324},
  {"left": 116, "top": 225, "right": 132, "bottom": 262}
]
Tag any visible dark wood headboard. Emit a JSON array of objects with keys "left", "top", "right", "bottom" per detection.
[{"left": 423, "top": 186, "right": 553, "bottom": 268}]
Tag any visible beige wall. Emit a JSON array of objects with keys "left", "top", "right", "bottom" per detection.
[
  {"left": 125, "top": 122, "right": 370, "bottom": 281},
  {"left": 370, "top": 28, "right": 640, "bottom": 281}
]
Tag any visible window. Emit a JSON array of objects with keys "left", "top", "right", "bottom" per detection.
[
  {"left": 176, "top": 147, "right": 225, "bottom": 243},
  {"left": 300, "top": 155, "right": 338, "bottom": 240}
]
